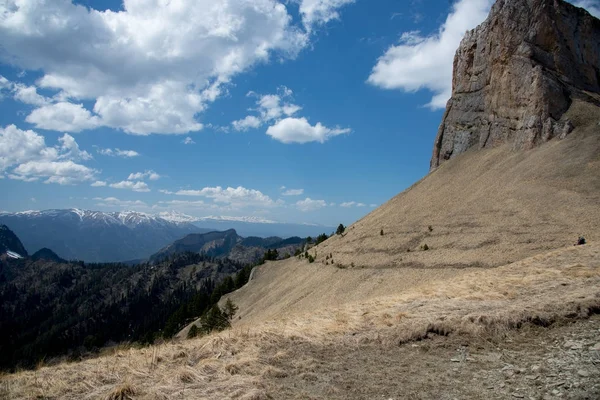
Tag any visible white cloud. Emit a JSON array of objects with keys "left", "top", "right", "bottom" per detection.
[
  {"left": 299, "top": 0, "right": 355, "bottom": 31},
  {"left": 175, "top": 186, "right": 279, "bottom": 208},
  {"left": 282, "top": 188, "right": 304, "bottom": 196},
  {"left": 91, "top": 180, "right": 107, "bottom": 187},
  {"left": 128, "top": 170, "right": 161, "bottom": 181},
  {"left": 0, "top": 76, "right": 10, "bottom": 90},
  {"left": 11, "top": 160, "right": 97, "bottom": 185},
  {"left": 0, "top": 0, "right": 320, "bottom": 135},
  {"left": 0, "top": 124, "right": 97, "bottom": 184},
  {"left": 12, "top": 83, "right": 50, "bottom": 106},
  {"left": 25, "top": 102, "right": 101, "bottom": 132},
  {"left": 96, "top": 147, "right": 140, "bottom": 158},
  {"left": 109, "top": 181, "right": 151, "bottom": 192},
  {"left": 58, "top": 134, "right": 92, "bottom": 161},
  {"left": 183, "top": 137, "right": 196, "bottom": 145},
  {"left": 296, "top": 197, "right": 327, "bottom": 212},
  {"left": 341, "top": 201, "right": 367, "bottom": 208},
  {"left": 94, "top": 197, "right": 148, "bottom": 208},
  {"left": 232, "top": 115, "right": 262, "bottom": 132},
  {"left": 0, "top": 125, "right": 57, "bottom": 172},
  {"left": 232, "top": 87, "right": 301, "bottom": 131},
  {"left": 266, "top": 117, "right": 350, "bottom": 144},
  {"left": 367, "top": 0, "right": 493, "bottom": 109},
  {"left": 572, "top": 0, "right": 600, "bottom": 17},
  {"left": 369, "top": 203, "right": 378, "bottom": 208},
  {"left": 159, "top": 189, "right": 174, "bottom": 195}
]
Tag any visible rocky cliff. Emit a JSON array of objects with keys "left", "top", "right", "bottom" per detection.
[{"left": 431, "top": 0, "right": 600, "bottom": 170}]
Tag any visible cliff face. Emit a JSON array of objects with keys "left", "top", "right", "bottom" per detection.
[{"left": 431, "top": 0, "right": 600, "bottom": 170}]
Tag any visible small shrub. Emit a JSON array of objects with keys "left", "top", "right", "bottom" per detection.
[
  {"left": 187, "top": 324, "right": 199, "bottom": 339},
  {"left": 421, "top": 244, "right": 429, "bottom": 251},
  {"left": 308, "top": 255, "right": 315, "bottom": 263},
  {"left": 336, "top": 224, "right": 346, "bottom": 235},
  {"left": 380, "top": 229, "right": 384, "bottom": 236},
  {"left": 223, "top": 298, "right": 238, "bottom": 321},
  {"left": 428, "top": 225, "right": 433, "bottom": 232}
]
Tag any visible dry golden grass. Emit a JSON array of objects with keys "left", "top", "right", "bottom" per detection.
[{"left": 3, "top": 243, "right": 599, "bottom": 399}]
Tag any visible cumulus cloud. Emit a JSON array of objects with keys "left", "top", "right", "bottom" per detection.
[
  {"left": 25, "top": 102, "right": 101, "bottom": 132},
  {"left": 0, "top": 125, "right": 57, "bottom": 171},
  {"left": 0, "top": 124, "right": 97, "bottom": 184},
  {"left": 182, "top": 137, "right": 196, "bottom": 145},
  {"left": 232, "top": 87, "right": 301, "bottom": 131},
  {"left": 128, "top": 170, "right": 161, "bottom": 181},
  {"left": 12, "top": 83, "right": 50, "bottom": 106},
  {"left": 109, "top": 181, "right": 151, "bottom": 192},
  {"left": 367, "top": 0, "right": 493, "bottom": 109},
  {"left": 96, "top": 147, "right": 140, "bottom": 158},
  {"left": 266, "top": 117, "right": 350, "bottom": 144},
  {"left": 0, "top": 0, "right": 347, "bottom": 135},
  {"left": 299, "top": 0, "right": 355, "bottom": 31},
  {"left": 12, "top": 160, "right": 97, "bottom": 185},
  {"left": 91, "top": 180, "right": 107, "bottom": 187},
  {"left": 295, "top": 197, "right": 327, "bottom": 212},
  {"left": 175, "top": 186, "right": 279, "bottom": 208},
  {"left": 282, "top": 188, "right": 304, "bottom": 196}
]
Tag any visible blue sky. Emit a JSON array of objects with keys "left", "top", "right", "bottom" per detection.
[{"left": 1, "top": 0, "right": 598, "bottom": 226}]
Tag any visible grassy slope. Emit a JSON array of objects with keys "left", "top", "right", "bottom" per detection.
[{"left": 3, "top": 101, "right": 600, "bottom": 399}]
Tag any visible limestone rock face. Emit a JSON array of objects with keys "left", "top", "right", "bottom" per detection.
[{"left": 431, "top": 0, "right": 600, "bottom": 170}]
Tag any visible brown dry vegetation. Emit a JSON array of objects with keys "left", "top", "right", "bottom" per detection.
[{"left": 1, "top": 101, "right": 599, "bottom": 399}]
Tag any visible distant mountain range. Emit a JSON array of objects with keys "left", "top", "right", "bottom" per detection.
[
  {"left": 150, "top": 229, "right": 305, "bottom": 265},
  {"left": 0, "top": 209, "right": 205, "bottom": 263},
  {"left": 159, "top": 211, "right": 336, "bottom": 238},
  {"left": 0, "top": 209, "right": 333, "bottom": 263}
]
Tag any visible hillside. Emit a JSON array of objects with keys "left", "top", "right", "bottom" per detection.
[{"left": 225, "top": 99, "right": 599, "bottom": 324}]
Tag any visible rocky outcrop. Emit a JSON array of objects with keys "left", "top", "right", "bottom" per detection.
[{"left": 431, "top": 0, "right": 600, "bottom": 170}]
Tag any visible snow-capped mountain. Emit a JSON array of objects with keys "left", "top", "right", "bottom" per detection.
[{"left": 0, "top": 209, "right": 206, "bottom": 263}]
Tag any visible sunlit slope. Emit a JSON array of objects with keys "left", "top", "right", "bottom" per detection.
[
  {"left": 316, "top": 100, "right": 599, "bottom": 269},
  {"left": 227, "top": 100, "right": 600, "bottom": 323}
]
